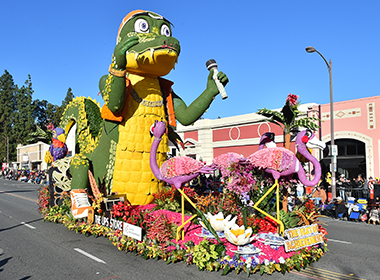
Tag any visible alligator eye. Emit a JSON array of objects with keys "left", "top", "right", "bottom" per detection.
[
  {"left": 161, "top": 24, "right": 171, "bottom": 37},
  {"left": 134, "top": 18, "right": 149, "bottom": 33}
]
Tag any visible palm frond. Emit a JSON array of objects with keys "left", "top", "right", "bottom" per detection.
[
  {"left": 257, "top": 108, "right": 284, "bottom": 123},
  {"left": 292, "top": 118, "right": 320, "bottom": 131}
]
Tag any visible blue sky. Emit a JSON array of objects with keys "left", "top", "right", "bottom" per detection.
[{"left": 1, "top": 1, "right": 379, "bottom": 120}]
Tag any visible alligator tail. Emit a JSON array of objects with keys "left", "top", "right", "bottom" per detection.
[{"left": 59, "top": 96, "right": 102, "bottom": 155}]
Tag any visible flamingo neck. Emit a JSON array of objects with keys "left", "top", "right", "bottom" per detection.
[
  {"left": 149, "top": 137, "right": 164, "bottom": 181},
  {"left": 297, "top": 144, "right": 321, "bottom": 187}
]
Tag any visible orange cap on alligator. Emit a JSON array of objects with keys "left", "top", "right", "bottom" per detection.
[{"left": 116, "top": 10, "right": 167, "bottom": 43}]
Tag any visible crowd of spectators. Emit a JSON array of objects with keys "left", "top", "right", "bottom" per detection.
[{"left": 1, "top": 168, "right": 47, "bottom": 184}]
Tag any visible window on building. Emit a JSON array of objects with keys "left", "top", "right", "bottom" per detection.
[{"left": 328, "top": 139, "right": 365, "bottom": 157}]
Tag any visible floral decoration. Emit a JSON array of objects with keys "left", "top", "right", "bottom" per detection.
[{"left": 38, "top": 175, "right": 328, "bottom": 276}]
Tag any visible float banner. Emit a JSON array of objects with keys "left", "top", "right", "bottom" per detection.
[
  {"left": 93, "top": 214, "right": 142, "bottom": 240},
  {"left": 284, "top": 224, "right": 318, "bottom": 239},
  {"left": 284, "top": 224, "right": 323, "bottom": 252},
  {"left": 284, "top": 233, "right": 324, "bottom": 252}
]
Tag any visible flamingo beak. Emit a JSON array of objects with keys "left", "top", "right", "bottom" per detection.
[{"left": 306, "top": 136, "right": 326, "bottom": 150}]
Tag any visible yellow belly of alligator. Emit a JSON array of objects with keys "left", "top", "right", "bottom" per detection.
[{"left": 112, "top": 74, "right": 168, "bottom": 205}]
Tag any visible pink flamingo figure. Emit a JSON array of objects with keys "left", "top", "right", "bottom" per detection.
[
  {"left": 212, "top": 152, "right": 244, "bottom": 177},
  {"left": 149, "top": 121, "right": 215, "bottom": 240},
  {"left": 259, "top": 132, "right": 276, "bottom": 149},
  {"left": 247, "top": 129, "right": 325, "bottom": 234}
]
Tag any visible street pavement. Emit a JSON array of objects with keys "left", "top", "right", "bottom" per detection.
[{"left": 0, "top": 178, "right": 379, "bottom": 280}]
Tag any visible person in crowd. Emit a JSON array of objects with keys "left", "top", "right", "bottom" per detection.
[
  {"left": 353, "top": 174, "right": 364, "bottom": 188},
  {"left": 375, "top": 196, "right": 380, "bottom": 207},
  {"left": 361, "top": 175, "right": 369, "bottom": 199},
  {"left": 312, "top": 186, "right": 327, "bottom": 205},
  {"left": 368, "top": 206, "right": 380, "bottom": 225},
  {"left": 337, "top": 174, "right": 350, "bottom": 200},
  {"left": 332, "top": 197, "right": 348, "bottom": 219},
  {"left": 296, "top": 180, "right": 304, "bottom": 199},
  {"left": 368, "top": 176, "right": 375, "bottom": 203}
]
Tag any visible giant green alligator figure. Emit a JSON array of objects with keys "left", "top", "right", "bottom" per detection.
[{"left": 59, "top": 10, "right": 229, "bottom": 218}]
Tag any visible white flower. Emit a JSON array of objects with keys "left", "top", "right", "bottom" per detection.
[
  {"left": 264, "top": 259, "right": 270, "bottom": 266},
  {"left": 201, "top": 212, "right": 237, "bottom": 232},
  {"left": 245, "top": 257, "right": 252, "bottom": 268},
  {"left": 224, "top": 224, "right": 254, "bottom": 245},
  {"left": 278, "top": 257, "right": 285, "bottom": 264}
]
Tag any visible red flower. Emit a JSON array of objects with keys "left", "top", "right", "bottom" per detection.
[{"left": 286, "top": 93, "right": 299, "bottom": 106}]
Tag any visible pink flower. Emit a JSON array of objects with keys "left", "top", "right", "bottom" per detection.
[{"left": 286, "top": 93, "right": 299, "bottom": 106}]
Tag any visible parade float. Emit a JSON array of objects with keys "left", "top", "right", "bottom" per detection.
[{"left": 38, "top": 10, "right": 328, "bottom": 276}]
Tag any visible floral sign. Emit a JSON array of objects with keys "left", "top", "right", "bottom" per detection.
[{"left": 284, "top": 224, "right": 324, "bottom": 252}]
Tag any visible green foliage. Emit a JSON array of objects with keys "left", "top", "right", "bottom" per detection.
[
  {"left": 25, "top": 125, "right": 52, "bottom": 144},
  {"left": 32, "top": 99, "right": 49, "bottom": 129},
  {"left": 0, "top": 70, "right": 72, "bottom": 161},
  {"left": 153, "top": 186, "right": 181, "bottom": 212},
  {"left": 279, "top": 209, "right": 301, "bottom": 230},
  {"left": 13, "top": 75, "right": 35, "bottom": 145},
  {"left": 156, "top": 197, "right": 181, "bottom": 212},
  {"left": 256, "top": 95, "right": 321, "bottom": 136},
  {"left": 193, "top": 239, "right": 220, "bottom": 270},
  {"left": 84, "top": 98, "right": 103, "bottom": 138}
]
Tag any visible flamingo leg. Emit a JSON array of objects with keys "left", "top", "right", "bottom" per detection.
[
  {"left": 252, "top": 180, "right": 285, "bottom": 235},
  {"left": 176, "top": 188, "right": 197, "bottom": 241}
]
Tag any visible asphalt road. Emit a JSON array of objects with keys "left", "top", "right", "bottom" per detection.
[{"left": 0, "top": 179, "right": 379, "bottom": 280}]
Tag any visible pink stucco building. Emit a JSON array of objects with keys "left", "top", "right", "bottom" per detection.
[{"left": 174, "top": 95, "right": 380, "bottom": 181}]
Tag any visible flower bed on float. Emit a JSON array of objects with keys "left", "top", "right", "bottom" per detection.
[{"left": 38, "top": 163, "right": 328, "bottom": 276}]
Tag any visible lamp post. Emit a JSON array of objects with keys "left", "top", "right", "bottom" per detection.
[{"left": 305, "top": 46, "right": 336, "bottom": 199}]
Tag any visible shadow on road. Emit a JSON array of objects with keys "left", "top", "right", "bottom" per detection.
[
  {"left": 0, "top": 256, "right": 12, "bottom": 272},
  {"left": 0, "top": 218, "right": 43, "bottom": 232},
  {"left": 0, "top": 190, "right": 36, "bottom": 194}
]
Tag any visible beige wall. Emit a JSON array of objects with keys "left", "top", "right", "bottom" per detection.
[{"left": 16, "top": 142, "right": 50, "bottom": 170}]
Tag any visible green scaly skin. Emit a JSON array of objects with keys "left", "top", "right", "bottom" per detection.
[{"left": 61, "top": 10, "right": 229, "bottom": 200}]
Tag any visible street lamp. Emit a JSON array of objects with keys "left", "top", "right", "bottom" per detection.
[{"left": 305, "top": 46, "right": 336, "bottom": 199}]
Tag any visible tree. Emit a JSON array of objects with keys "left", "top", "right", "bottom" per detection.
[
  {"left": 0, "top": 70, "right": 16, "bottom": 162},
  {"left": 12, "top": 75, "right": 35, "bottom": 146},
  {"left": 257, "top": 94, "right": 320, "bottom": 149},
  {"left": 45, "top": 102, "right": 60, "bottom": 128},
  {"left": 25, "top": 125, "right": 52, "bottom": 145},
  {"left": 0, "top": 70, "right": 75, "bottom": 162},
  {"left": 256, "top": 93, "right": 321, "bottom": 212},
  {"left": 33, "top": 99, "right": 49, "bottom": 129},
  {"left": 54, "top": 87, "right": 75, "bottom": 125}
]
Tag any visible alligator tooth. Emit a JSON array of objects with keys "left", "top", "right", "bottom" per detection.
[
  {"left": 150, "top": 48, "right": 154, "bottom": 58},
  {"left": 126, "top": 51, "right": 129, "bottom": 55},
  {"left": 135, "top": 53, "right": 138, "bottom": 61}
]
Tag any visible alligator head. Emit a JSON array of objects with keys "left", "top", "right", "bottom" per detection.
[{"left": 117, "top": 10, "right": 180, "bottom": 77}]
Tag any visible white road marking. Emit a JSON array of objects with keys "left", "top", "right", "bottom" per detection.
[
  {"left": 21, "top": 222, "right": 36, "bottom": 229},
  {"left": 74, "top": 248, "right": 106, "bottom": 264},
  {"left": 328, "top": 238, "right": 352, "bottom": 244}
]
